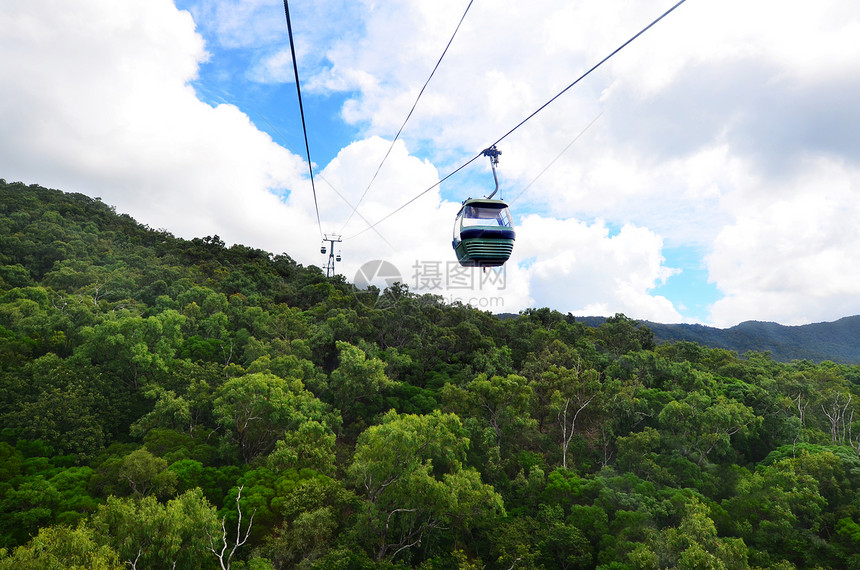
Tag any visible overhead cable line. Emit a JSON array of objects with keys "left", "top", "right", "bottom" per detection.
[
  {"left": 346, "top": 152, "right": 483, "bottom": 239},
  {"left": 283, "top": 0, "right": 323, "bottom": 239},
  {"left": 212, "top": 90, "right": 396, "bottom": 249},
  {"left": 196, "top": 79, "right": 397, "bottom": 250},
  {"left": 508, "top": 112, "right": 603, "bottom": 206},
  {"left": 340, "top": 0, "right": 476, "bottom": 233},
  {"left": 348, "top": 0, "right": 690, "bottom": 239}
]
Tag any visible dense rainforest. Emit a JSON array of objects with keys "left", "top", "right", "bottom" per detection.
[{"left": 1, "top": 179, "right": 859, "bottom": 569}]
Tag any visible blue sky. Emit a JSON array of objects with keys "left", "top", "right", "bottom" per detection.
[{"left": 2, "top": 0, "right": 860, "bottom": 326}]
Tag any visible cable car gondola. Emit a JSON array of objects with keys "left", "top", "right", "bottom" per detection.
[
  {"left": 452, "top": 146, "right": 515, "bottom": 267},
  {"left": 452, "top": 198, "right": 515, "bottom": 267}
]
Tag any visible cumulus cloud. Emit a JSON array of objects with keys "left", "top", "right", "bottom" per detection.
[
  {"left": 514, "top": 215, "right": 682, "bottom": 322},
  {"left": 4, "top": 0, "right": 859, "bottom": 326},
  {"left": 304, "top": 0, "right": 860, "bottom": 325},
  {"left": 0, "top": 0, "right": 315, "bottom": 261},
  {"left": 707, "top": 158, "right": 860, "bottom": 326}
]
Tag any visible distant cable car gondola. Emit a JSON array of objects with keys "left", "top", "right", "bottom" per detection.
[{"left": 452, "top": 146, "right": 515, "bottom": 267}]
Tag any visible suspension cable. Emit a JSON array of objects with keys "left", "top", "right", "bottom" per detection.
[
  {"left": 196, "top": 79, "right": 397, "bottom": 249},
  {"left": 283, "top": 0, "right": 323, "bottom": 240},
  {"left": 347, "top": 0, "right": 690, "bottom": 239},
  {"left": 508, "top": 112, "right": 603, "bottom": 206},
  {"left": 340, "top": 0, "right": 475, "bottom": 233}
]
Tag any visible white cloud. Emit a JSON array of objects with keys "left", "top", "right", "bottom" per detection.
[
  {"left": 514, "top": 215, "right": 682, "bottom": 322},
  {"left": 304, "top": 0, "right": 860, "bottom": 325},
  {"left": 313, "top": 137, "right": 683, "bottom": 319},
  {"left": 4, "top": 0, "right": 860, "bottom": 326},
  {"left": 0, "top": 0, "right": 316, "bottom": 262},
  {"left": 707, "top": 158, "right": 860, "bottom": 326},
  {"left": 182, "top": 0, "right": 285, "bottom": 50}
]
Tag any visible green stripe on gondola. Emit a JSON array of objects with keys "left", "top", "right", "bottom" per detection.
[{"left": 454, "top": 236, "right": 514, "bottom": 267}]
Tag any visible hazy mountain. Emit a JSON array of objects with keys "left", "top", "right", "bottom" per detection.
[{"left": 568, "top": 315, "right": 860, "bottom": 363}]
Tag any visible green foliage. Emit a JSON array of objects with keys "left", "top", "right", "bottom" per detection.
[
  {"left": 266, "top": 420, "right": 337, "bottom": 475},
  {"left": 328, "top": 341, "right": 396, "bottom": 431},
  {"left": 0, "top": 523, "right": 122, "bottom": 570},
  {"left": 117, "top": 448, "right": 177, "bottom": 498},
  {"left": 2, "top": 181, "right": 860, "bottom": 568},
  {"left": 348, "top": 410, "right": 504, "bottom": 562},
  {"left": 91, "top": 489, "right": 219, "bottom": 569},
  {"left": 442, "top": 373, "right": 535, "bottom": 475},
  {"left": 212, "top": 372, "right": 337, "bottom": 463},
  {"left": 631, "top": 497, "right": 749, "bottom": 569}
]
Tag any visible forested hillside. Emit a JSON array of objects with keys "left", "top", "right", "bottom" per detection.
[{"left": 1, "top": 179, "right": 860, "bottom": 569}]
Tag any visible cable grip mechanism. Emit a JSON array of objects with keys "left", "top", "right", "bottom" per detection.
[{"left": 482, "top": 145, "right": 502, "bottom": 199}]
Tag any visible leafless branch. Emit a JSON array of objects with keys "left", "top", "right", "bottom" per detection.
[{"left": 208, "top": 485, "right": 255, "bottom": 570}]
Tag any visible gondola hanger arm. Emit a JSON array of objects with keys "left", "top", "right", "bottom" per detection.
[{"left": 482, "top": 145, "right": 502, "bottom": 199}]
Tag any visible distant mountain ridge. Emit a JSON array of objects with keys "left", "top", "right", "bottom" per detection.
[{"left": 573, "top": 315, "right": 860, "bottom": 364}]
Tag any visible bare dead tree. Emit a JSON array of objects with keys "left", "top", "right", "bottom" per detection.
[
  {"left": 128, "top": 548, "right": 142, "bottom": 570},
  {"left": 221, "top": 340, "right": 234, "bottom": 368},
  {"left": 559, "top": 395, "right": 593, "bottom": 470},
  {"left": 821, "top": 392, "right": 853, "bottom": 444},
  {"left": 794, "top": 392, "right": 809, "bottom": 426},
  {"left": 208, "top": 486, "right": 255, "bottom": 570}
]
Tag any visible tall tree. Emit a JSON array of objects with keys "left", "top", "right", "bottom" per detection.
[
  {"left": 348, "top": 410, "right": 504, "bottom": 563},
  {"left": 0, "top": 523, "right": 121, "bottom": 570},
  {"left": 212, "top": 372, "right": 337, "bottom": 463},
  {"left": 91, "top": 489, "right": 219, "bottom": 569},
  {"left": 659, "top": 392, "right": 761, "bottom": 467},
  {"left": 442, "top": 373, "right": 535, "bottom": 467}
]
